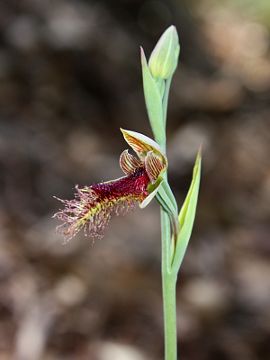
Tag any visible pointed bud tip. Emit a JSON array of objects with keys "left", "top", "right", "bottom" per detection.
[
  {"left": 148, "top": 25, "right": 180, "bottom": 79},
  {"left": 165, "top": 25, "right": 177, "bottom": 35},
  {"left": 197, "top": 143, "right": 203, "bottom": 158},
  {"left": 140, "top": 46, "right": 147, "bottom": 66},
  {"left": 194, "top": 146, "right": 202, "bottom": 174}
]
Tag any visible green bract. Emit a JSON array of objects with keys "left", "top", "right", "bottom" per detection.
[
  {"left": 172, "top": 150, "right": 201, "bottom": 271},
  {"left": 141, "top": 48, "right": 165, "bottom": 147}
]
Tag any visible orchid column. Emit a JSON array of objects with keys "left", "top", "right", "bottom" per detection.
[{"left": 140, "top": 26, "right": 201, "bottom": 360}]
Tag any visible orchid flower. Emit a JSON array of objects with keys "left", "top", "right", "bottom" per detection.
[{"left": 53, "top": 129, "right": 167, "bottom": 242}]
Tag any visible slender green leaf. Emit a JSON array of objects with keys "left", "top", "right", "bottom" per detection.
[
  {"left": 141, "top": 47, "right": 165, "bottom": 146},
  {"left": 172, "top": 150, "right": 201, "bottom": 273}
]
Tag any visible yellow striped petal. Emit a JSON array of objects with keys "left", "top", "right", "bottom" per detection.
[
  {"left": 145, "top": 151, "right": 166, "bottom": 183},
  {"left": 120, "top": 128, "right": 167, "bottom": 165},
  {"left": 119, "top": 149, "right": 143, "bottom": 175}
]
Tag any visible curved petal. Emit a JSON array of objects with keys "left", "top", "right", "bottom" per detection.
[
  {"left": 145, "top": 150, "right": 166, "bottom": 183},
  {"left": 139, "top": 186, "right": 159, "bottom": 208},
  {"left": 139, "top": 178, "right": 163, "bottom": 208},
  {"left": 119, "top": 149, "right": 142, "bottom": 175}
]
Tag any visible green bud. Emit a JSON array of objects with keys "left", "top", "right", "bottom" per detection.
[{"left": 148, "top": 25, "right": 180, "bottom": 80}]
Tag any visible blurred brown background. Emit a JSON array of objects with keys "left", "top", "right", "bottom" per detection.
[{"left": 0, "top": 0, "right": 270, "bottom": 359}]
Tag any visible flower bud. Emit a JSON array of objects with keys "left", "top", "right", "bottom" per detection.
[{"left": 148, "top": 25, "right": 180, "bottom": 80}]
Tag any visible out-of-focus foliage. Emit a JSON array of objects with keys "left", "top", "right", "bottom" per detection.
[
  {"left": 222, "top": 0, "right": 270, "bottom": 26},
  {"left": 0, "top": 1, "right": 269, "bottom": 359}
]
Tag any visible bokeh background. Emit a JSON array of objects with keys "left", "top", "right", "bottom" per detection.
[{"left": 0, "top": 0, "right": 270, "bottom": 359}]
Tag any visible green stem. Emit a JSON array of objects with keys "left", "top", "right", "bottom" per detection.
[
  {"left": 161, "top": 208, "right": 177, "bottom": 360},
  {"left": 160, "top": 75, "right": 178, "bottom": 359},
  {"left": 163, "top": 76, "right": 172, "bottom": 126}
]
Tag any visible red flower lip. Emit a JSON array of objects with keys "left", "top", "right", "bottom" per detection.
[{"left": 53, "top": 130, "right": 167, "bottom": 241}]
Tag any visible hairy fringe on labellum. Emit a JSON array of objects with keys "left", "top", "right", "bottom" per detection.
[{"left": 53, "top": 167, "right": 150, "bottom": 242}]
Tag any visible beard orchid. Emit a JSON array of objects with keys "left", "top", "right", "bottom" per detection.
[{"left": 53, "top": 129, "right": 167, "bottom": 242}]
